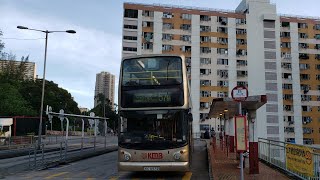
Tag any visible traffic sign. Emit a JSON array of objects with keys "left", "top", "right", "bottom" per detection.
[{"left": 231, "top": 86, "right": 248, "bottom": 102}]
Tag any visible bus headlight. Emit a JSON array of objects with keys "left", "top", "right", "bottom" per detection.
[
  {"left": 173, "top": 152, "right": 181, "bottom": 160},
  {"left": 124, "top": 153, "right": 131, "bottom": 161}
]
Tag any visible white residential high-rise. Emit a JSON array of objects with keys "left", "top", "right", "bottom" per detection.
[
  {"left": 122, "top": 0, "right": 320, "bottom": 144},
  {"left": 94, "top": 71, "right": 115, "bottom": 109},
  {"left": 0, "top": 60, "right": 36, "bottom": 80}
]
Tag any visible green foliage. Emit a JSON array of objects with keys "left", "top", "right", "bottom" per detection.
[{"left": 90, "top": 93, "right": 119, "bottom": 131}]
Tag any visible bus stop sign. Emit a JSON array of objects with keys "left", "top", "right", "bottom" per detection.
[{"left": 231, "top": 86, "right": 248, "bottom": 102}]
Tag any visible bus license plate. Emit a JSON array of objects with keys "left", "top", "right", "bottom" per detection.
[{"left": 143, "top": 167, "right": 160, "bottom": 171}]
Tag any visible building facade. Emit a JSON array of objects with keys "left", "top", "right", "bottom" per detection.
[
  {"left": 94, "top": 72, "right": 115, "bottom": 109},
  {"left": 122, "top": 0, "right": 320, "bottom": 144},
  {"left": 0, "top": 60, "right": 36, "bottom": 80}
]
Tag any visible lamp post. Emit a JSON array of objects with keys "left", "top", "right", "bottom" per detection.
[{"left": 17, "top": 26, "right": 76, "bottom": 147}]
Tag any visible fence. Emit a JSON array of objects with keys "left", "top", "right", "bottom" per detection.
[
  {"left": 28, "top": 134, "right": 117, "bottom": 170},
  {"left": 259, "top": 138, "right": 320, "bottom": 179}
]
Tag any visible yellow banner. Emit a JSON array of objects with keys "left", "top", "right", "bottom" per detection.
[{"left": 286, "top": 144, "right": 314, "bottom": 177}]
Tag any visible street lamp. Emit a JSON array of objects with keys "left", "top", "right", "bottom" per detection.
[{"left": 17, "top": 26, "right": 76, "bottom": 147}]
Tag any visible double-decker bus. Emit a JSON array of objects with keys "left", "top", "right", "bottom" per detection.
[{"left": 118, "top": 54, "right": 192, "bottom": 172}]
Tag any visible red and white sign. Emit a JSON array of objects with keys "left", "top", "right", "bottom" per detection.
[
  {"left": 235, "top": 116, "right": 248, "bottom": 152},
  {"left": 231, "top": 86, "right": 248, "bottom": 102},
  {"left": 141, "top": 152, "right": 163, "bottom": 159}
]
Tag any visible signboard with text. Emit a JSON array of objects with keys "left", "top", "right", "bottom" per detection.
[
  {"left": 231, "top": 86, "right": 248, "bottom": 102},
  {"left": 235, "top": 116, "right": 247, "bottom": 152},
  {"left": 286, "top": 144, "right": 314, "bottom": 177}
]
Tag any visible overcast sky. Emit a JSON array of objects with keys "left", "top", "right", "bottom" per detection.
[{"left": 1, "top": 0, "right": 319, "bottom": 109}]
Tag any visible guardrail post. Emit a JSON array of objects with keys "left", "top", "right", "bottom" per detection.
[
  {"left": 64, "top": 141, "right": 67, "bottom": 160},
  {"left": 94, "top": 136, "right": 96, "bottom": 150},
  {"left": 60, "top": 142, "right": 62, "bottom": 160},
  {"left": 8, "top": 137, "right": 11, "bottom": 149},
  {"left": 81, "top": 137, "right": 83, "bottom": 152},
  {"left": 34, "top": 143, "right": 37, "bottom": 168},
  {"left": 268, "top": 139, "right": 271, "bottom": 163},
  {"left": 41, "top": 144, "right": 44, "bottom": 164}
]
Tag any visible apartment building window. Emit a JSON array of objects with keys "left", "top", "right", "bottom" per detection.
[
  {"left": 123, "top": 36, "right": 137, "bottom": 40},
  {"left": 200, "top": 102, "right": 210, "bottom": 109},
  {"left": 162, "top": 44, "right": 173, "bottom": 51},
  {"left": 200, "top": 113, "right": 209, "bottom": 120},
  {"left": 286, "top": 138, "right": 295, "bottom": 143},
  {"left": 281, "top": 42, "right": 291, "bottom": 48},
  {"left": 181, "top": 24, "right": 191, "bottom": 31},
  {"left": 284, "top": 116, "right": 294, "bottom": 123},
  {"left": 281, "top": 22, "right": 290, "bottom": 27},
  {"left": 163, "top": 12, "right": 173, "bottom": 18},
  {"left": 298, "top": 23, "right": 308, "bottom": 29},
  {"left": 200, "top": 58, "right": 211, "bottom": 65},
  {"left": 200, "top": 91, "right": 211, "bottom": 97},
  {"left": 318, "top": 85, "right": 320, "bottom": 90},
  {"left": 315, "top": 44, "right": 320, "bottom": 50},
  {"left": 301, "top": 95, "right": 312, "bottom": 101},
  {"left": 236, "top": 18, "right": 246, "bottom": 25},
  {"left": 281, "top": 63, "right": 292, "bottom": 70},
  {"left": 237, "top": 70, "right": 248, "bottom": 78},
  {"left": 303, "top": 138, "right": 314, "bottom": 145},
  {"left": 200, "top": 80, "right": 211, "bottom": 86},
  {"left": 299, "top": 33, "right": 308, "bottom": 38},
  {"left": 181, "top": 35, "right": 191, "bottom": 42},
  {"left": 218, "top": 16, "right": 228, "bottom": 25},
  {"left": 162, "top": 34, "right": 173, "bottom": 41},
  {"left": 236, "top": 28, "right": 247, "bottom": 34},
  {"left": 217, "top": 70, "right": 228, "bottom": 78},
  {"left": 302, "top": 106, "right": 312, "bottom": 112},
  {"left": 236, "top": 39, "right": 246, "bottom": 45},
  {"left": 142, "top": 43, "right": 153, "bottom": 50},
  {"left": 316, "top": 74, "right": 320, "bottom": 80},
  {"left": 280, "top": 32, "right": 290, "bottom": 38},
  {"left": 200, "top": 25, "right": 211, "bottom": 32},
  {"left": 200, "top": 15, "right": 211, "bottom": 21},
  {"left": 217, "top": 48, "right": 228, "bottom": 55},
  {"left": 217, "top": 80, "right": 229, "bottom": 87},
  {"left": 302, "top": 116, "right": 312, "bottom": 124},
  {"left": 283, "top": 105, "right": 293, "bottom": 112},
  {"left": 123, "top": 47, "right": 137, "bottom": 52},
  {"left": 316, "top": 64, "right": 320, "bottom": 70},
  {"left": 299, "top": 53, "right": 309, "bottom": 60},
  {"left": 284, "top": 127, "right": 294, "bottom": 133},
  {"left": 299, "top": 43, "right": 308, "bottom": 49},
  {"left": 314, "top": 24, "right": 320, "bottom": 30},
  {"left": 237, "top": 81, "right": 248, "bottom": 87},
  {"left": 186, "top": 57, "right": 191, "bottom": 67},
  {"left": 181, "top": 13, "right": 192, "bottom": 20},
  {"left": 200, "top": 47, "right": 211, "bottom": 54},
  {"left": 163, "top": 23, "right": 173, "bottom": 30},
  {"left": 299, "top": 63, "right": 310, "bottom": 70},
  {"left": 236, "top": 60, "right": 247, "bottom": 66},
  {"left": 236, "top": 49, "right": 247, "bottom": 56},
  {"left": 283, "top": 84, "right": 292, "bottom": 90},
  {"left": 200, "top": 36, "right": 211, "bottom": 43},
  {"left": 300, "top": 74, "right": 310, "bottom": 80},
  {"left": 217, "top": 91, "right": 228, "bottom": 97},
  {"left": 123, "top": 25, "right": 138, "bottom": 29},
  {"left": 143, "top": 32, "right": 153, "bottom": 40},
  {"left": 303, "top": 127, "right": 313, "bottom": 134},
  {"left": 181, "top": 46, "right": 191, "bottom": 52},
  {"left": 281, "top": 52, "right": 292, "bottom": 59},
  {"left": 200, "top": 69, "right": 211, "bottom": 76},
  {"left": 282, "top": 73, "right": 292, "bottom": 80},
  {"left": 282, "top": 94, "right": 293, "bottom": 101},
  {"left": 318, "top": 106, "right": 320, "bottom": 112},
  {"left": 301, "top": 84, "right": 310, "bottom": 92},
  {"left": 316, "top": 54, "right": 320, "bottom": 60},
  {"left": 217, "top": 59, "right": 228, "bottom": 65},
  {"left": 217, "top": 37, "right": 228, "bottom": 44},
  {"left": 217, "top": 27, "right": 228, "bottom": 33},
  {"left": 142, "top": 10, "right": 154, "bottom": 17},
  {"left": 124, "top": 9, "right": 138, "bottom": 18},
  {"left": 142, "top": 21, "right": 153, "bottom": 28},
  {"left": 315, "top": 34, "right": 320, "bottom": 40}
]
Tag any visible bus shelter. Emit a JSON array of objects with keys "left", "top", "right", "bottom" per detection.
[{"left": 208, "top": 95, "right": 267, "bottom": 174}]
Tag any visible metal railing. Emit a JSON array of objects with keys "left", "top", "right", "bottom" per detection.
[{"left": 259, "top": 138, "right": 320, "bottom": 180}]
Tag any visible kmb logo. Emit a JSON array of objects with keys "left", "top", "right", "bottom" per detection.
[{"left": 141, "top": 153, "right": 163, "bottom": 159}]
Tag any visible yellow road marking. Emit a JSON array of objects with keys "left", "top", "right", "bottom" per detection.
[
  {"left": 44, "top": 172, "right": 69, "bottom": 179},
  {"left": 108, "top": 177, "right": 118, "bottom": 180},
  {"left": 182, "top": 172, "right": 192, "bottom": 180}
]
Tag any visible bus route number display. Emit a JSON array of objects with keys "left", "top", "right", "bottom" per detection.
[{"left": 133, "top": 92, "right": 171, "bottom": 103}]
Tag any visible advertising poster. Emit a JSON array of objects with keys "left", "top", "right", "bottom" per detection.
[
  {"left": 235, "top": 116, "right": 247, "bottom": 152},
  {"left": 286, "top": 144, "right": 314, "bottom": 177}
]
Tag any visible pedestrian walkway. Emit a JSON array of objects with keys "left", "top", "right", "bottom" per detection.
[{"left": 208, "top": 138, "right": 289, "bottom": 180}]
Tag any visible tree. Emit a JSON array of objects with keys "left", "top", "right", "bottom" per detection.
[{"left": 90, "top": 93, "right": 119, "bottom": 133}]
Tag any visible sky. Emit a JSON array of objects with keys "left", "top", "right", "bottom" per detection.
[{"left": 1, "top": 0, "right": 319, "bottom": 109}]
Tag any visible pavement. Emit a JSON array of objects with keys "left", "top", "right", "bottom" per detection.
[{"left": 207, "top": 138, "right": 290, "bottom": 180}]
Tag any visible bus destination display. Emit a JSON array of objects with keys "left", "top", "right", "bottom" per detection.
[{"left": 133, "top": 92, "right": 171, "bottom": 103}]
